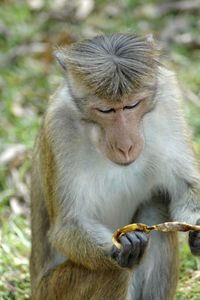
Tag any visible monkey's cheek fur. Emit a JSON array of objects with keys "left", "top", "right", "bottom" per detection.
[{"left": 189, "top": 219, "right": 200, "bottom": 256}]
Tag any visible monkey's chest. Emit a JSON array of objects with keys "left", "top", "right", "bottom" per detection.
[
  {"left": 98, "top": 183, "right": 151, "bottom": 230},
  {"left": 74, "top": 166, "right": 153, "bottom": 230}
]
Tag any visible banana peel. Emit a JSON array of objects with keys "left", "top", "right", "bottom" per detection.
[{"left": 112, "top": 222, "right": 200, "bottom": 249}]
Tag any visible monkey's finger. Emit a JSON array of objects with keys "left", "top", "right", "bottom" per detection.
[
  {"left": 134, "top": 231, "right": 149, "bottom": 259},
  {"left": 120, "top": 234, "right": 132, "bottom": 250},
  {"left": 187, "top": 220, "right": 200, "bottom": 256},
  {"left": 111, "top": 245, "right": 120, "bottom": 260},
  {"left": 189, "top": 232, "right": 200, "bottom": 256},
  {"left": 117, "top": 235, "right": 133, "bottom": 267},
  {"left": 119, "top": 234, "right": 142, "bottom": 267},
  {"left": 189, "top": 232, "right": 200, "bottom": 246},
  {"left": 126, "top": 231, "right": 149, "bottom": 256},
  {"left": 134, "top": 231, "right": 149, "bottom": 244},
  {"left": 126, "top": 231, "right": 149, "bottom": 248},
  {"left": 189, "top": 230, "right": 200, "bottom": 238}
]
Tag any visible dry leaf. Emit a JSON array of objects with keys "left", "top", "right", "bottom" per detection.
[{"left": 112, "top": 222, "right": 200, "bottom": 249}]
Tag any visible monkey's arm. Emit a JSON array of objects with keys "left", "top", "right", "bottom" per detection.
[
  {"left": 169, "top": 176, "right": 200, "bottom": 255},
  {"left": 48, "top": 216, "right": 149, "bottom": 269},
  {"left": 153, "top": 67, "right": 200, "bottom": 226},
  {"left": 169, "top": 177, "right": 200, "bottom": 224},
  {"left": 49, "top": 219, "right": 114, "bottom": 270},
  {"left": 155, "top": 71, "right": 200, "bottom": 254}
]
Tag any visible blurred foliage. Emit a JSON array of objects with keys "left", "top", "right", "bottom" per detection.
[{"left": 0, "top": 0, "right": 200, "bottom": 299}]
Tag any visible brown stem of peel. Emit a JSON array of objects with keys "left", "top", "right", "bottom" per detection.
[{"left": 112, "top": 222, "right": 200, "bottom": 249}]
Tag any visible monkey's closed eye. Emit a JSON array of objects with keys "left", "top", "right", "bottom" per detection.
[
  {"left": 96, "top": 108, "right": 115, "bottom": 114},
  {"left": 123, "top": 101, "right": 140, "bottom": 110}
]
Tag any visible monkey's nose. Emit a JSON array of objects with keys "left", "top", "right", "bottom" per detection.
[{"left": 116, "top": 144, "right": 133, "bottom": 161}]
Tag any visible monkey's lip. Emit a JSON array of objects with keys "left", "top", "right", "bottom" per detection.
[
  {"left": 105, "top": 152, "right": 136, "bottom": 166},
  {"left": 119, "top": 161, "right": 134, "bottom": 166},
  {"left": 112, "top": 159, "right": 135, "bottom": 166}
]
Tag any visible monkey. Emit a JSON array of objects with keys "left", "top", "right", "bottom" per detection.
[{"left": 30, "top": 33, "right": 200, "bottom": 300}]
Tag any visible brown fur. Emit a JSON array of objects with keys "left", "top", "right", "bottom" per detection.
[{"left": 34, "top": 261, "right": 131, "bottom": 300}]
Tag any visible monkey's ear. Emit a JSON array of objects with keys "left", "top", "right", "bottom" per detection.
[
  {"left": 145, "top": 34, "right": 161, "bottom": 58},
  {"left": 54, "top": 49, "right": 67, "bottom": 71}
]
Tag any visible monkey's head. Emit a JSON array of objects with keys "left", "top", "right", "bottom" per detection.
[{"left": 55, "top": 34, "right": 160, "bottom": 166}]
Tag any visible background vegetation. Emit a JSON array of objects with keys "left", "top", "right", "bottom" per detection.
[{"left": 0, "top": 0, "right": 200, "bottom": 299}]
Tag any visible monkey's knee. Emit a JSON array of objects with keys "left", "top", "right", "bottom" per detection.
[
  {"left": 32, "top": 261, "right": 131, "bottom": 300},
  {"left": 31, "top": 261, "right": 81, "bottom": 300}
]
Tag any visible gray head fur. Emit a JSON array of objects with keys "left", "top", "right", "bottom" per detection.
[{"left": 57, "top": 34, "right": 159, "bottom": 99}]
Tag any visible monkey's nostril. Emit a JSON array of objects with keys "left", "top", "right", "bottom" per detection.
[
  {"left": 117, "top": 147, "right": 125, "bottom": 155},
  {"left": 128, "top": 145, "right": 133, "bottom": 154},
  {"left": 116, "top": 144, "right": 133, "bottom": 160}
]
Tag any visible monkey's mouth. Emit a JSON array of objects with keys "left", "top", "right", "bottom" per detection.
[
  {"left": 110, "top": 158, "right": 135, "bottom": 166},
  {"left": 105, "top": 151, "right": 136, "bottom": 166},
  {"left": 118, "top": 161, "right": 135, "bottom": 166}
]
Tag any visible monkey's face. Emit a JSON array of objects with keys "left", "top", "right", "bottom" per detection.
[{"left": 85, "top": 93, "right": 154, "bottom": 166}]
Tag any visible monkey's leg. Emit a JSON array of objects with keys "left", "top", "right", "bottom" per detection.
[
  {"left": 129, "top": 200, "right": 179, "bottom": 300},
  {"left": 33, "top": 260, "right": 131, "bottom": 300}
]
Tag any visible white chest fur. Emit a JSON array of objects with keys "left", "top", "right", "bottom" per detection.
[{"left": 70, "top": 150, "right": 157, "bottom": 231}]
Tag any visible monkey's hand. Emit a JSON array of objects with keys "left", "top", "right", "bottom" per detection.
[
  {"left": 189, "top": 219, "right": 200, "bottom": 256},
  {"left": 111, "top": 231, "right": 149, "bottom": 269}
]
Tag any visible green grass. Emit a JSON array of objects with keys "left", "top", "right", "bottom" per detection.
[
  {"left": 0, "top": 0, "right": 200, "bottom": 299},
  {"left": 177, "top": 238, "right": 200, "bottom": 300},
  {"left": 0, "top": 215, "right": 30, "bottom": 299}
]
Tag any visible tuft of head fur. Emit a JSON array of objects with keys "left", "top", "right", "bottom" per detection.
[{"left": 58, "top": 34, "right": 160, "bottom": 99}]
